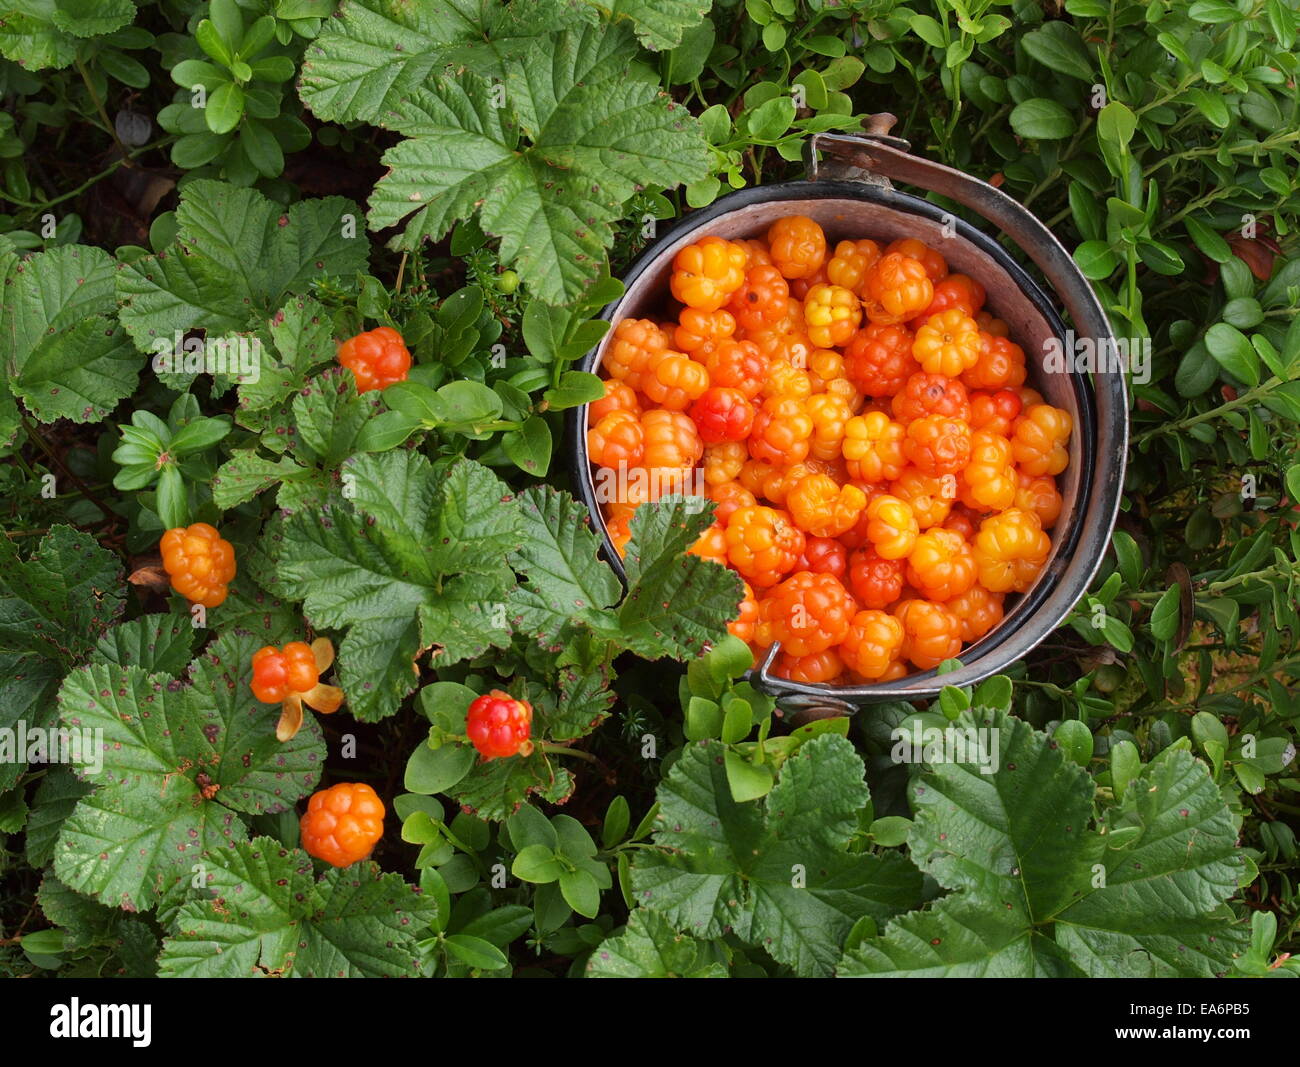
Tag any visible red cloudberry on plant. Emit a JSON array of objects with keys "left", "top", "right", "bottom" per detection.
[
  {"left": 767, "top": 216, "right": 827, "bottom": 279},
  {"left": 905, "top": 528, "right": 978, "bottom": 602},
  {"left": 671, "top": 235, "right": 748, "bottom": 311},
  {"left": 160, "top": 523, "right": 236, "bottom": 608},
  {"left": 803, "top": 283, "right": 862, "bottom": 348},
  {"left": 588, "top": 410, "right": 645, "bottom": 469},
  {"left": 757, "top": 571, "right": 857, "bottom": 656},
  {"left": 300, "top": 782, "right": 385, "bottom": 868},
  {"left": 724, "top": 505, "right": 805, "bottom": 588},
  {"left": 337, "top": 326, "right": 411, "bottom": 393},
  {"left": 894, "top": 599, "right": 962, "bottom": 670},
  {"left": 467, "top": 690, "right": 535, "bottom": 760},
  {"left": 840, "top": 609, "right": 905, "bottom": 679},
  {"left": 973, "top": 508, "right": 1051, "bottom": 592},
  {"left": 251, "top": 637, "right": 344, "bottom": 741},
  {"left": 848, "top": 545, "right": 905, "bottom": 609},
  {"left": 912, "top": 309, "right": 981, "bottom": 377},
  {"left": 690, "top": 386, "right": 756, "bottom": 444}
]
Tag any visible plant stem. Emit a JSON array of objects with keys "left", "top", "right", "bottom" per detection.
[
  {"left": 1132, "top": 376, "right": 1285, "bottom": 444},
  {"left": 75, "top": 54, "right": 130, "bottom": 159},
  {"left": 19, "top": 413, "right": 112, "bottom": 521}
]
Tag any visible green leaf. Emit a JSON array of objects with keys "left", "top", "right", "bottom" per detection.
[
  {"left": 502, "top": 415, "right": 552, "bottom": 476},
  {"left": 292, "top": 368, "right": 385, "bottom": 466},
  {"left": 617, "top": 496, "right": 743, "bottom": 661},
  {"left": 840, "top": 711, "right": 1246, "bottom": 977},
  {"left": 211, "top": 450, "right": 304, "bottom": 509},
  {"left": 632, "top": 735, "right": 923, "bottom": 977},
  {"left": 1185, "top": 218, "right": 1232, "bottom": 263},
  {"left": 1, "top": 245, "right": 139, "bottom": 423},
  {"left": 507, "top": 486, "right": 622, "bottom": 644},
  {"left": 275, "top": 453, "right": 524, "bottom": 721},
  {"left": 405, "top": 740, "right": 476, "bottom": 795},
  {"left": 443, "top": 933, "right": 508, "bottom": 970},
  {"left": 37, "top": 876, "right": 157, "bottom": 976},
  {"left": 1020, "top": 21, "right": 1095, "bottom": 80},
  {"left": 1009, "top": 98, "right": 1076, "bottom": 139},
  {"left": 587, "top": 909, "right": 726, "bottom": 977},
  {"left": 1096, "top": 101, "right": 1137, "bottom": 148},
  {"left": 1073, "top": 240, "right": 1119, "bottom": 280},
  {"left": 308, "top": 19, "right": 708, "bottom": 304},
  {"left": 1149, "top": 584, "right": 1181, "bottom": 641},
  {"left": 205, "top": 81, "right": 245, "bottom": 134},
  {"left": 54, "top": 628, "right": 324, "bottom": 911},
  {"left": 158, "top": 838, "right": 437, "bottom": 976},
  {"left": 118, "top": 182, "right": 367, "bottom": 348},
  {"left": 1204, "top": 323, "right": 1261, "bottom": 387}
]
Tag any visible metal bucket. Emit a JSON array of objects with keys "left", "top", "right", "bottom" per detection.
[{"left": 567, "top": 126, "right": 1128, "bottom": 713}]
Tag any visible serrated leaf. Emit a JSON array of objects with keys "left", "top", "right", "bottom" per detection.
[
  {"left": 117, "top": 182, "right": 366, "bottom": 348},
  {"left": 53, "top": 629, "right": 325, "bottom": 911},
  {"left": 94, "top": 614, "right": 198, "bottom": 676},
  {"left": 839, "top": 710, "right": 1247, "bottom": 977},
  {"left": 631, "top": 735, "right": 923, "bottom": 977},
  {"left": 239, "top": 296, "right": 338, "bottom": 412},
  {"left": 326, "top": 19, "right": 707, "bottom": 304},
  {"left": 618, "top": 497, "right": 742, "bottom": 660},
  {"left": 507, "top": 485, "right": 622, "bottom": 643},
  {"left": 159, "top": 838, "right": 436, "bottom": 976},
  {"left": 448, "top": 748, "right": 575, "bottom": 822},
  {"left": 274, "top": 454, "right": 524, "bottom": 721},
  {"left": 212, "top": 450, "right": 305, "bottom": 509},
  {"left": 0, "top": 245, "right": 139, "bottom": 422},
  {"left": 37, "top": 875, "right": 158, "bottom": 977}
]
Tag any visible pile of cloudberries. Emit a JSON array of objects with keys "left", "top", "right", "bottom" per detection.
[{"left": 588, "top": 216, "right": 1072, "bottom": 684}]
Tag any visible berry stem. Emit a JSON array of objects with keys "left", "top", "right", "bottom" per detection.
[{"left": 538, "top": 742, "right": 600, "bottom": 765}]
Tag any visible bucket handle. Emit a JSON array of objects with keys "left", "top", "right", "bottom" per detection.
[{"left": 803, "top": 121, "right": 1116, "bottom": 349}]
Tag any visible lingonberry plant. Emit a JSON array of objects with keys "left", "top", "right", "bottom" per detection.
[{"left": 0, "top": 0, "right": 1295, "bottom": 984}]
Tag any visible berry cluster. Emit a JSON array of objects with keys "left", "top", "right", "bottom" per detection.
[{"left": 590, "top": 216, "right": 1071, "bottom": 684}]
